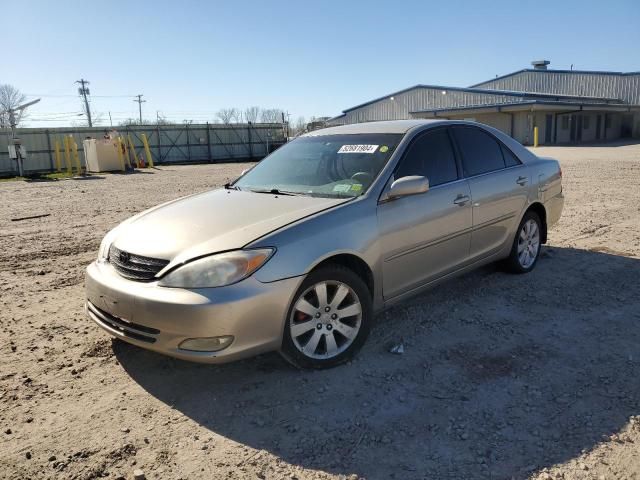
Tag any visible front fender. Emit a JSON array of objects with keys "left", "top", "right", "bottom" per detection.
[{"left": 248, "top": 198, "right": 383, "bottom": 303}]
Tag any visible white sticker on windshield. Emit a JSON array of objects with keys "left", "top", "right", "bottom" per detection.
[{"left": 338, "top": 144, "right": 379, "bottom": 154}]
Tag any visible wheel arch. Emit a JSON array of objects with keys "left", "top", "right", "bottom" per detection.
[
  {"left": 310, "top": 253, "right": 375, "bottom": 299},
  {"left": 524, "top": 202, "right": 548, "bottom": 243}
]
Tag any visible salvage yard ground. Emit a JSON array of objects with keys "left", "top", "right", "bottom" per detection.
[{"left": 1, "top": 142, "right": 640, "bottom": 480}]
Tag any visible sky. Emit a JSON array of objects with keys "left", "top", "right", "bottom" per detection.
[{"left": 3, "top": 0, "right": 639, "bottom": 127}]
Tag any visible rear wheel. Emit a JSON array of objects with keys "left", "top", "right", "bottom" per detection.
[
  {"left": 505, "top": 211, "right": 542, "bottom": 273},
  {"left": 280, "top": 265, "right": 372, "bottom": 369}
]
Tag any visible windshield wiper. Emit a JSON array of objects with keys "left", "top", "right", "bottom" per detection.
[
  {"left": 249, "top": 188, "right": 304, "bottom": 196},
  {"left": 224, "top": 183, "right": 241, "bottom": 190}
]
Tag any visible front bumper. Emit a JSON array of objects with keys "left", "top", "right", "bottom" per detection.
[{"left": 85, "top": 260, "right": 302, "bottom": 363}]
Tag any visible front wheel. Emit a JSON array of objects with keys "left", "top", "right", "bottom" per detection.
[
  {"left": 280, "top": 265, "right": 373, "bottom": 369},
  {"left": 504, "top": 211, "right": 542, "bottom": 273}
]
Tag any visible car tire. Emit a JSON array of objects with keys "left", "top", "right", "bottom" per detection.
[
  {"left": 504, "top": 210, "right": 543, "bottom": 274},
  {"left": 280, "top": 265, "right": 373, "bottom": 369}
]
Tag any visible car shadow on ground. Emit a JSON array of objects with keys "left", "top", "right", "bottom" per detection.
[{"left": 114, "top": 247, "right": 640, "bottom": 479}]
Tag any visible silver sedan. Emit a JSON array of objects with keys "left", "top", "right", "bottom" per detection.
[{"left": 85, "top": 120, "right": 564, "bottom": 368}]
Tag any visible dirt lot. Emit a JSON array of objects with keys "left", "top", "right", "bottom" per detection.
[{"left": 1, "top": 142, "right": 639, "bottom": 480}]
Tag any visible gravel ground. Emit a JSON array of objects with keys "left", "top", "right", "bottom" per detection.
[{"left": 1, "top": 142, "right": 639, "bottom": 480}]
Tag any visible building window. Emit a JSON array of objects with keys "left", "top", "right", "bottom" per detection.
[
  {"left": 605, "top": 115, "right": 612, "bottom": 129},
  {"left": 561, "top": 116, "right": 569, "bottom": 130},
  {"left": 583, "top": 116, "right": 590, "bottom": 130}
]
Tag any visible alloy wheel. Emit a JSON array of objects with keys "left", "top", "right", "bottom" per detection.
[
  {"left": 517, "top": 218, "right": 540, "bottom": 269},
  {"left": 289, "top": 281, "right": 362, "bottom": 360}
]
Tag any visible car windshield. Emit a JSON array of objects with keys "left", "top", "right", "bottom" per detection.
[{"left": 234, "top": 133, "right": 403, "bottom": 198}]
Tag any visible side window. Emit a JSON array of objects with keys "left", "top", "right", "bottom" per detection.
[
  {"left": 501, "top": 145, "right": 522, "bottom": 167},
  {"left": 395, "top": 129, "right": 458, "bottom": 187},
  {"left": 453, "top": 127, "right": 506, "bottom": 177}
]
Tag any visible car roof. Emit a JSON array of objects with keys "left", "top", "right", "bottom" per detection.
[{"left": 302, "top": 119, "right": 445, "bottom": 136}]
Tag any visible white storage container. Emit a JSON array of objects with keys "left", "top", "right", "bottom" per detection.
[{"left": 83, "top": 138, "right": 122, "bottom": 172}]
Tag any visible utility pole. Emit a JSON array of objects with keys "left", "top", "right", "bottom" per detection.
[
  {"left": 134, "top": 94, "right": 146, "bottom": 124},
  {"left": 75, "top": 79, "right": 92, "bottom": 127},
  {"left": 108, "top": 111, "right": 113, "bottom": 127}
]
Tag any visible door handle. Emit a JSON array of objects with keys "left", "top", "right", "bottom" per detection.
[
  {"left": 453, "top": 194, "right": 470, "bottom": 206},
  {"left": 516, "top": 176, "right": 528, "bottom": 186}
]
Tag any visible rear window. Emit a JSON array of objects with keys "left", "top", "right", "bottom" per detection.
[
  {"left": 453, "top": 127, "right": 505, "bottom": 177},
  {"left": 501, "top": 145, "right": 522, "bottom": 167}
]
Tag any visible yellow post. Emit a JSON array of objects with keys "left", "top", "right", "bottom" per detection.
[
  {"left": 63, "top": 136, "right": 72, "bottom": 174},
  {"left": 127, "top": 134, "right": 139, "bottom": 168},
  {"left": 533, "top": 126, "right": 539, "bottom": 147},
  {"left": 54, "top": 139, "right": 62, "bottom": 172},
  {"left": 115, "top": 137, "right": 126, "bottom": 172},
  {"left": 70, "top": 136, "right": 82, "bottom": 174},
  {"left": 141, "top": 133, "right": 154, "bottom": 167},
  {"left": 121, "top": 136, "right": 132, "bottom": 169}
]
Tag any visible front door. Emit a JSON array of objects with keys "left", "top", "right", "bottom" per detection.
[
  {"left": 621, "top": 114, "right": 633, "bottom": 138},
  {"left": 378, "top": 128, "right": 472, "bottom": 299},
  {"left": 576, "top": 116, "right": 583, "bottom": 142}
]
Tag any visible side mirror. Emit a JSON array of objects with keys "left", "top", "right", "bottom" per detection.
[{"left": 385, "top": 175, "right": 429, "bottom": 201}]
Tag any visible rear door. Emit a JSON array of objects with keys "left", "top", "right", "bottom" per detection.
[
  {"left": 451, "top": 126, "right": 529, "bottom": 261},
  {"left": 377, "top": 128, "right": 472, "bottom": 299}
]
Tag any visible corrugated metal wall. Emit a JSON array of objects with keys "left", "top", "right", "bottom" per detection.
[
  {"left": 331, "top": 86, "right": 618, "bottom": 126},
  {"left": 338, "top": 87, "right": 519, "bottom": 124},
  {"left": 473, "top": 71, "right": 640, "bottom": 104},
  {"left": 0, "top": 123, "right": 286, "bottom": 175}
]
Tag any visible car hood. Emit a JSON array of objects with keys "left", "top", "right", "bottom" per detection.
[{"left": 113, "top": 189, "right": 348, "bottom": 265}]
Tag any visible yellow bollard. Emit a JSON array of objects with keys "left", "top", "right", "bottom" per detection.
[
  {"left": 121, "top": 137, "right": 132, "bottom": 169},
  {"left": 54, "top": 139, "right": 62, "bottom": 172},
  {"left": 70, "top": 136, "right": 82, "bottom": 174},
  {"left": 533, "top": 126, "right": 539, "bottom": 148},
  {"left": 141, "top": 133, "right": 154, "bottom": 167},
  {"left": 115, "top": 137, "right": 126, "bottom": 172},
  {"left": 63, "top": 136, "right": 72, "bottom": 174},
  {"left": 127, "top": 134, "right": 139, "bottom": 168}
]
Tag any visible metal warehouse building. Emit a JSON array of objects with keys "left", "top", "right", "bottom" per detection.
[{"left": 327, "top": 61, "right": 640, "bottom": 145}]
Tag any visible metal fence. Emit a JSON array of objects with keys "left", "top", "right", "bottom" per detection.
[{"left": 0, "top": 122, "right": 287, "bottom": 175}]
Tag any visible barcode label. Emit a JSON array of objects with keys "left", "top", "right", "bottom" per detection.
[{"left": 338, "top": 144, "right": 379, "bottom": 154}]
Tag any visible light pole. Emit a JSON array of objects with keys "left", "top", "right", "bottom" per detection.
[{"left": 3, "top": 98, "right": 41, "bottom": 176}]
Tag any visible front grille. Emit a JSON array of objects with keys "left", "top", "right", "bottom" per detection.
[
  {"left": 108, "top": 245, "right": 169, "bottom": 281},
  {"left": 87, "top": 301, "right": 159, "bottom": 343}
]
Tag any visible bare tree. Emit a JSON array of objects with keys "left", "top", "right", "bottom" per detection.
[
  {"left": 244, "top": 106, "right": 260, "bottom": 123},
  {"left": 292, "top": 116, "right": 306, "bottom": 136},
  {"left": 216, "top": 108, "right": 237, "bottom": 124},
  {"left": 0, "top": 84, "right": 27, "bottom": 128},
  {"left": 118, "top": 118, "right": 139, "bottom": 127},
  {"left": 260, "top": 108, "right": 284, "bottom": 123}
]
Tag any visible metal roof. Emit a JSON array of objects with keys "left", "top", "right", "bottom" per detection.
[
  {"left": 340, "top": 84, "right": 621, "bottom": 114},
  {"left": 470, "top": 68, "right": 640, "bottom": 88},
  {"left": 303, "top": 119, "right": 443, "bottom": 136},
  {"left": 413, "top": 100, "right": 640, "bottom": 116}
]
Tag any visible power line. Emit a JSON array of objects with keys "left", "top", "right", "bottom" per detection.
[
  {"left": 75, "top": 79, "right": 92, "bottom": 127},
  {"left": 25, "top": 93, "right": 135, "bottom": 98}
]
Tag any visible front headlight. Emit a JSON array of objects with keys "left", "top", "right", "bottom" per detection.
[
  {"left": 158, "top": 249, "right": 274, "bottom": 288},
  {"left": 97, "top": 227, "right": 121, "bottom": 262}
]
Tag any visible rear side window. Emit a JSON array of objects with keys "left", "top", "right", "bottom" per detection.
[
  {"left": 453, "top": 127, "right": 505, "bottom": 176},
  {"left": 395, "top": 129, "right": 458, "bottom": 187},
  {"left": 501, "top": 145, "right": 522, "bottom": 167}
]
